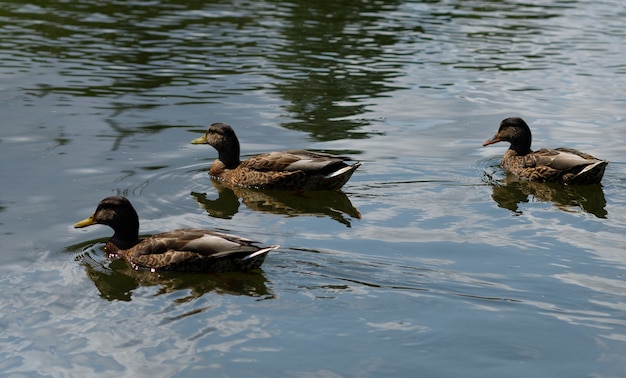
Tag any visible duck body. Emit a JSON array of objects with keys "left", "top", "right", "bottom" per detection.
[
  {"left": 192, "top": 123, "right": 361, "bottom": 191},
  {"left": 483, "top": 117, "right": 608, "bottom": 185},
  {"left": 74, "top": 196, "right": 278, "bottom": 273}
]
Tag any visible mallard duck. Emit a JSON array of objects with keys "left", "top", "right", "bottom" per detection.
[
  {"left": 74, "top": 196, "right": 278, "bottom": 273},
  {"left": 483, "top": 117, "right": 608, "bottom": 184},
  {"left": 190, "top": 122, "right": 362, "bottom": 191}
]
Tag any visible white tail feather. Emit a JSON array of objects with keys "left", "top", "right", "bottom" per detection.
[
  {"left": 242, "top": 245, "right": 280, "bottom": 260},
  {"left": 326, "top": 162, "right": 362, "bottom": 178}
]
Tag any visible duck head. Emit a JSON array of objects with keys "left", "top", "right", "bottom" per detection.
[
  {"left": 483, "top": 117, "right": 533, "bottom": 155},
  {"left": 191, "top": 122, "right": 241, "bottom": 168}
]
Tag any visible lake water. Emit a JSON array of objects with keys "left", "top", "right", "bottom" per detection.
[{"left": 2, "top": 0, "right": 626, "bottom": 377}]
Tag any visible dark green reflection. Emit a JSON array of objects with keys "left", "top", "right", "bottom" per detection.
[
  {"left": 8, "top": 0, "right": 403, "bottom": 143},
  {"left": 269, "top": 0, "right": 404, "bottom": 140}
]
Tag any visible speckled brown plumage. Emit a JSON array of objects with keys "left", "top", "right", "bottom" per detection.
[
  {"left": 483, "top": 117, "right": 608, "bottom": 185},
  {"left": 191, "top": 123, "right": 362, "bottom": 191},
  {"left": 74, "top": 196, "right": 278, "bottom": 273}
]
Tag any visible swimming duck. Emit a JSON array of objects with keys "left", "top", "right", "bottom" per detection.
[
  {"left": 74, "top": 196, "right": 278, "bottom": 272},
  {"left": 483, "top": 117, "right": 608, "bottom": 185},
  {"left": 191, "top": 123, "right": 362, "bottom": 191}
]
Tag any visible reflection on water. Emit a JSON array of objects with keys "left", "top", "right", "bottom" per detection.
[
  {"left": 5, "top": 0, "right": 407, "bottom": 142},
  {"left": 103, "top": 119, "right": 186, "bottom": 152},
  {"left": 485, "top": 172, "right": 607, "bottom": 218},
  {"left": 73, "top": 243, "right": 272, "bottom": 302},
  {"left": 191, "top": 179, "right": 361, "bottom": 227},
  {"left": 270, "top": 1, "right": 403, "bottom": 140}
]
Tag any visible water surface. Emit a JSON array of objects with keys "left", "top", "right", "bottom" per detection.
[{"left": 1, "top": 0, "right": 626, "bottom": 377}]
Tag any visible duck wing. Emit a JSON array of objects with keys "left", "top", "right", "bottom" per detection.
[
  {"left": 124, "top": 229, "right": 278, "bottom": 272},
  {"left": 133, "top": 229, "right": 260, "bottom": 257},
  {"left": 530, "top": 148, "right": 603, "bottom": 170},
  {"left": 241, "top": 150, "right": 352, "bottom": 175}
]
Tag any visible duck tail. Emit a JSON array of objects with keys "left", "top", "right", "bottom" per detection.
[
  {"left": 242, "top": 245, "right": 280, "bottom": 261},
  {"left": 327, "top": 161, "right": 362, "bottom": 179},
  {"left": 570, "top": 160, "right": 608, "bottom": 184},
  {"left": 580, "top": 160, "right": 608, "bottom": 174}
]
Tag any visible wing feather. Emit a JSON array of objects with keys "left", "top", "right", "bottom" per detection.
[
  {"left": 532, "top": 148, "right": 603, "bottom": 170},
  {"left": 241, "top": 150, "right": 351, "bottom": 174},
  {"left": 131, "top": 229, "right": 258, "bottom": 258}
]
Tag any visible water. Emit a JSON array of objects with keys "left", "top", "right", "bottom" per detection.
[{"left": 2, "top": 0, "right": 626, "bottom": 376}]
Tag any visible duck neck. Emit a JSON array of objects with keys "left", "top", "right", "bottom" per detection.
[
  {"left": 509, "top": 144, "right": 532, "bottom": 156},
  {"left": 509, "top": 134, "right": 533, "bottom": 156},
  {"left": 109, "top": 220, "right": 140, "bottom": 250},
  {"left": 218, "top": 140, "right": 242, "bottom": 169}
]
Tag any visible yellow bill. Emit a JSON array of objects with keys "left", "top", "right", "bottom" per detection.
[
  {"left": 74, "top": 213, "right": 97, "bottom": 228},
  {"left": 190, "top": 135, "right": 208, "bottom": 144}
]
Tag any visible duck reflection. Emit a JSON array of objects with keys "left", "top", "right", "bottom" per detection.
[
  {"left": 73, "top": 244, "right": 272, "bottom": 302},
  {"left": 191, "top": 180, "right": 361, "bottom": 227},
  {"left": 488, "top": 175, "right": 607, "bottom": 218}
]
